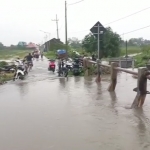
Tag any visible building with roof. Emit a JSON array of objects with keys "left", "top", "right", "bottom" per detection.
[{"left": 44, "top": 38, "right": 64, "bottom": 51}]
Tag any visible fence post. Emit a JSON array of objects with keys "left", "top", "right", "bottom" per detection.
[
  {"left": 131, "top": 67, "right": 148, "bottom": 108},
  {"left": 108, "top": 62, "right": 118, "bottom": 91},
  {"left": 132, "top": 59, "right": 134, "bottom": 70},
  {"left": 83, "top": 58, "right": 90, "bottom": 76},
  {"left": 95, "top": 59, "right": 101, "bottom": 82}
]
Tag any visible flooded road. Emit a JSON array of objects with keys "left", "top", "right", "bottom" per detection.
[{"left": 1, "top": 58, "right": 150, "bottom": 150}]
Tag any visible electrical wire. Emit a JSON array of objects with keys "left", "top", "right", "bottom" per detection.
[
  {"left": 81, "top": 24, "right": 150, "bottom": 45},
  {"left": 68, "top": 6, "right": 150, "bottom": 33},
  {"left": 43, "top": 24, "right": 150, "bottom": 48},
  {"left": 68, "top": 0, "right": 84, "bottom": 6}
]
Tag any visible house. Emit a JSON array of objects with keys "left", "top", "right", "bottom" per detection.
[
  {"left": 26, "top": 42, "right": 38, "bottom": 49},
  {"left": 44, "top": 38, "right": 64, "bottom": 51}
]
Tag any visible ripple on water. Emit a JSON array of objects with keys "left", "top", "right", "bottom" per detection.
[{"left": 1, "top": 61, "right": 150, "bottom": 150}]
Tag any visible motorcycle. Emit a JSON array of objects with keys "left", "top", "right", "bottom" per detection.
[
  {"left": 48, "top": 59, "right": 55, "bottom": 73},
  {"left": 13, "top": 60, "right": 28, "bottom": 81},
  {"left": 65, "top": 61, "right": 73, "bottom": 71},
  {"left": 72, "top": 58, "right": 82, "bottom": 76},
  {"left": 0, "top": 65, "right": 16, "bottom": 73},
  {"left": 26, "top": 61, "right": 33, "bottom": 71},
  {"left": 58, "top": 66, "right": 68, "bottom": 77}
]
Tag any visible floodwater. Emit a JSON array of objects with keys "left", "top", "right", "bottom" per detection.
[{"left": 1, "top": 58, "right": 150, "bottom": 150}]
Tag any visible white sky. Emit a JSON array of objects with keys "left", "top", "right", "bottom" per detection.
[{"left": 0, "top": 0, "right": 150, "bottom": 46}]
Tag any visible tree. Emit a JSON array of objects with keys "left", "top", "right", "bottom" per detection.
[
  {"left": 82, "top": 33, "right": 97, "bottom": 53},
  {"left": 102, "top": 27, "right": 121, "bottom": 57},
  {"left": 82, "top": 27, "right": 121, "bottom": 57},
  {"left": 68, "top": 37, "right": 82, "bottom": 49},
  {"left": 17, "top": 41, "right": 27, "bottom": 50},
  {"left": 0, "top": 42, "right": 4, "bottom": 50}
]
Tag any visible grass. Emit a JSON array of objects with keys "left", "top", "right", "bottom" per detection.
[
  {"left": 44, "top": 46, "right": 142, "bottom": 61},
  {"left": 44, "top": 51, "right": 56, "bottom": 59},
  {"left": 133, "top": 45, "right": 150, "bottom": 67},
  {"left": 0, "top": 49, "right": 32, "bottom": 60},
  {"left": 134, "top": 52, "right": 150, "bottom": 67},
  {"left": 120, "top": 46, "right": 141, "bottom": 56},
  {"left": 0, "top": 73, "right": 14, "bottom": 84}
]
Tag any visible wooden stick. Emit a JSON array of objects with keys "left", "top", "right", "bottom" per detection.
[
  {"left": 108, "top": 62, "right": 118, "bottom": 91},
  {"left": 131, "top": 67, "right": 148, "bottom": 108}
]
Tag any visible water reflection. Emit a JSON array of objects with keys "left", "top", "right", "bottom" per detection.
[
  {"left": 74, "top": 77, "right": 81, "bottom": 83},
  {"left": 1, "top": 60, "right": 150, "bottom": 150},
  {"left": 109, "top": 92, "right": 118, "bottom": 114},
  {"left": 16, "top": 82, "right": 29, "bottom": 96},
  {"left": 83, "top": 76, "right": 93, "bottom": 95},
  {"left": 133, "top": 108, "right": 150, "bottom": 149},
  {"left": 84, "top": 76, "right": 93, "bottom": 86},
  {"left": 59, "top": 78, "right": 66, "bottom": 88},
  {"left": 95, "top": 83, "right": 102, "bottom": 100}
]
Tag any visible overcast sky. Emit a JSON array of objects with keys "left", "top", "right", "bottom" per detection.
[{"left": 0, "top": 0, "right": 150, "bottom": 46}]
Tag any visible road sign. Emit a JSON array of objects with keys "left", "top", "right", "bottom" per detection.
[{"left": 90, "top": 21, "right": 106, "bottom": 39}]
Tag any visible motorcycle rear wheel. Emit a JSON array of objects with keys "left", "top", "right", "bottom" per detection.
[{"left": 18, "top": 73, "right": 24, "bottom": 80}]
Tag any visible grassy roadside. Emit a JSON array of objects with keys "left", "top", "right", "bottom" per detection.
[
  {"left": 0, "top": 49, "right": 32, "bottom": 60},
  {"left": 0, "top": 61, "right": 14, "bottom": 84},
  {"left": 0, "top": 73, "right": 14, "bottom": 84},
  {"left": 44, "top": 51, "right": 56, "bottom": 59},
  {"left": 120, "top": 46, "right": 141, "bottom": 56}
]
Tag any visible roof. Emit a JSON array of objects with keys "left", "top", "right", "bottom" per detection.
[
  {"left": 26, "top": 42, "right": 38, "bottom": 48},
  {"left": 45, "top": 38, "right": 63, "bottom": 44}
]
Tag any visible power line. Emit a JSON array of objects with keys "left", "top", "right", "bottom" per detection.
[
  {"left": 52, "top": 14, "right": 59, "bottom": 39},
  {"left": 68, "top": 0, "right": 84, "bottom": 6},
  {"left": 82, "top": 24, "right": 150, "bottom": 45},
  {"left": 120, "top": 24, "right": 150, "bottom": 36},
  {"left": 105, "top": 6, "right": 150, "bottom": 26},
  {"left": 44, "top": 24, "right": 150, "bottom": 46},
  {"left": 68, "top": 6, "right": 150, "bottom": 33}
]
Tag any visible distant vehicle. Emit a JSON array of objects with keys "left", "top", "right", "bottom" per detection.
[{"left": 33, "top": 49, "right": 40, "bottom": 58}]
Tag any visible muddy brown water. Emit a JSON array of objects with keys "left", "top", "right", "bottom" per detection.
[{"left": 0, "top": 58, "right": 150, "bottom": 150}]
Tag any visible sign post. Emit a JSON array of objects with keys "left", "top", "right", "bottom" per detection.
[
  {"left": 90, "top": 21, "right": 106, "bottom": 82},
  {"left": 97, "top": 23, "right": 101, "bottom": 82}
]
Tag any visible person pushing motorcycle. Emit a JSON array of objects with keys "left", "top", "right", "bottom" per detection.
[{"left": 24, "top": 53, "right": 33, "bottom": 67}]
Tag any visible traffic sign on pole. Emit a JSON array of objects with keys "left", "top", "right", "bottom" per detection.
[
  {"left": 90, "top": 21, "right": 106, "bottom": 83},
  {"left": 90, "top": 21, "right": 106, "bottom": 39}
]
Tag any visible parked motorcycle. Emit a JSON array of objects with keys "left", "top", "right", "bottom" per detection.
[
  {"left": 0, "top": 65, "right": 16, "bottom": 73},
  {"left": 13, "top": 60, "right": 28, "bottom": 81},
  {"left": 65, "top": 61, "right": 73, "bottom": 71},
  {"left": 72, "top": 58, "right": 82, "bottom": 76},
  {"left": 58, "top": 66, "right": 68, "bottom": 77},
  {"left": 48, "top": 59, "right": 55, "bottom": 73}
]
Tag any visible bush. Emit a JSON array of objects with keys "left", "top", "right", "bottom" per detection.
[{"left": 0, "top": 61, "right": 8, "bottom": 67}]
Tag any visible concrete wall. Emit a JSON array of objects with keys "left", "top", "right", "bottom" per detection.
[{"left": 109, "top": 59, "right": 134, "bottom": 68}]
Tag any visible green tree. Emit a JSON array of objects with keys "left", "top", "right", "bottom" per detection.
[
  {"left": 68, "top": 37, "right": 82, "bottom": 49},
  {"left": 82, "top": 33, "right": 97, "bottom": 53},
  {"left": 82, "top": 27, "right": 121, "bottom": 57},
  {"left": 0, "top": 42, "right": 4, "bottom": 50},
  {"left": 103, "top": 27, "right": 121, "bottom": 57}
]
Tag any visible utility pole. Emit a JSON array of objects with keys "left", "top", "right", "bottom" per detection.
[
  {"left": 52, "top": 14, "right": 59, "bottom": 39},
  {"left": 45, "top": 34, "right": 48, "bottom": 52},
  {"left": 65, "top": 1, "right": 68, "bottom": 52},
  {"left": 96, "top": 24, "right": 101, "bottom": 82},
  {"left": 126, "top": 40, "right": 128, "bottom": 68}
]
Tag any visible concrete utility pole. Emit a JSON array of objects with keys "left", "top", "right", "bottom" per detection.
[
  {"left": 65, "top": 1, "right": 68, "bottom": 52},
  {"left": 44, "top": 35, "right": 48, "bottom": 51},
  {"left": 52, "top": 14, "right": 59, "bottom": 39},
  {"left": 64, "top": 0, "right": 83, "bottom": 52}
]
